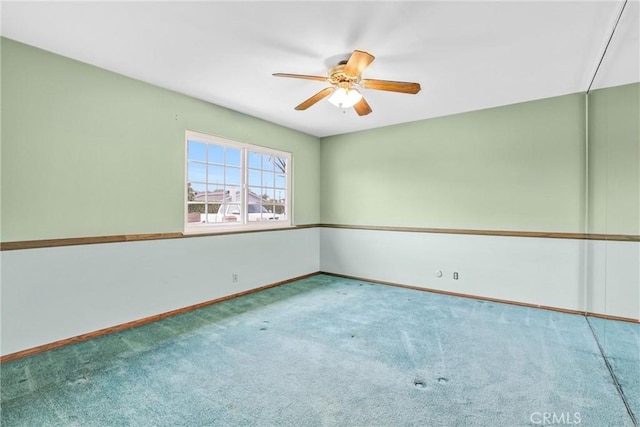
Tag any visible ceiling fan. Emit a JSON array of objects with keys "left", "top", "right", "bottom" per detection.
[{"left": 273, "top": 50, "right": 421, "bottom": 116}]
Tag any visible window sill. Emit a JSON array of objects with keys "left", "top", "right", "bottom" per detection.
[{"left": 183, "top": 222, "right": 295, "bottom": 237}]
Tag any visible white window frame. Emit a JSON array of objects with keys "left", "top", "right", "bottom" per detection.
[{"left": 184, "top": 130, "right": 292, "bottom": 234}]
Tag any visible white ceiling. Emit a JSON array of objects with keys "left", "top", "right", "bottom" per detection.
[{"left": 2, "top": 1, "right": 638, "bottom": 138}]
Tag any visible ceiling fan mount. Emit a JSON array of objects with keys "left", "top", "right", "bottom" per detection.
[
  {"left": 273, "top": 50, "right": 421, "bottom": 116},
  {"left": 327, "top": 63, "right": 360, "bottom": 86}
]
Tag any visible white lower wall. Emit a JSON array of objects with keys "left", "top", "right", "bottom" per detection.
[
  {"left": 3, "top": 226, "right": 637, "bottom": 356},
  {"left": 320, "top": 227, "right": 639, "bottom": 320},
  {"left": 587, "top": 239, "right": 640, "bottom": 319},
  {"left": 0, "top": 228, "right": 319, "bottom": 356}
]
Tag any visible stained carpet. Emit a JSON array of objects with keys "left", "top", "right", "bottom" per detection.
[{"left": 1, "top": 274, "right": 637, "bottom": 426}]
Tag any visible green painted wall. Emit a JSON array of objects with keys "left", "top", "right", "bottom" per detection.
[
  {"left": 588, "top": 82, "right": 640, "bottom": 235},
  {"left": 2, "top": 37, "right": 637, "bottom": 241},
  {"left": 320, "top": 94, "right": 587, "bottom": 232},
  {"left": 0, "top": 38, "right": 320, "bottom": 242}
]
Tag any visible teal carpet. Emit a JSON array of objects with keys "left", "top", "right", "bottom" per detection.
[
  {"left": 588, "top": 317, "right": 640, "bottom": 423},
  {"left": 1, "top": 274, "right": 637, "bottom": 426}
]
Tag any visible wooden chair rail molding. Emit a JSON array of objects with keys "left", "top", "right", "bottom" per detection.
[
  {"left": 0, "top": 226, "right": 312, "bottom": 251},
  {"left": 0, "top": 232, "right": 184, "bottom": 250},
  {"left": 1, "top": 224, "right": 638, "bottom": 251},
  {"left": 318, "top": 224, "right": 640, "bottom": 241}
]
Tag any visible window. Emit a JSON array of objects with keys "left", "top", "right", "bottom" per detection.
[{"left": 185, "top": 130, "right": 291, "bottom": 233}]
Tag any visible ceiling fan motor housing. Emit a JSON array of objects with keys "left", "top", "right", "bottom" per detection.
[{"left": 328, "top": 63, "right": 360, "bottom": 88}]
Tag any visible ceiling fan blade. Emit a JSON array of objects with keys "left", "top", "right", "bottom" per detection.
[
  {"left": 353, "top": 97, "right": 372, "bottom": 116},
  {"left": 360, "top": 79, "right": 421, "bottom": 94},
  {"left": 343, "top": 50, "right": 375, "bottom": 77},
  {"left": 295, "top": 87, "right": 335, "bottom": 110},
  {"left": 273, "top": 73, "right": 328, "bottom": 82}
]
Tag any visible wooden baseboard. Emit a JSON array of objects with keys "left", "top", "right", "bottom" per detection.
[
  {"left": 2, "top": 270, "right": 636, "bottom": 363},
  {"left": 321, "top": 272, "right": 640, "bottom": 324},
  {"left": 0, "top": 272, "right": 320, "bottom": 364},
  {"left": 584, "top": 311, "right": 640, "bottom": 323}
]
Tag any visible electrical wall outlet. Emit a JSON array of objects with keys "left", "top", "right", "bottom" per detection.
[
  {"left": 232, "top": 273, "right": 238, "bottom": 283},
  {"left": 453, "top": 272, "right": 459, "bottom": 280}
]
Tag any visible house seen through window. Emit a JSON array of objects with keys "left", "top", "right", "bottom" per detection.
[{"left": 185, "top": 130, "right": 291, "bottom": 232}]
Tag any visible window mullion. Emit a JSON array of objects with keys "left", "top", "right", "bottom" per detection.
[
  {"left": 241, "top": 148, "right": 248, "bottom": 224},
  {"left": 204, "top": 144, "right": 209, "bottom": 222}
]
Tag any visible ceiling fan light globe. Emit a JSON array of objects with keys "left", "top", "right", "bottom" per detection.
[{"left": 328, "top": 88, "right": 363, "bottom": 109}]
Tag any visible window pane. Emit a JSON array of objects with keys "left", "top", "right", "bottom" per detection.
[
  {"left": 248, "top": 151, "right": 261, "bottom": 169},
  {"left": 248, "top": 204, "right": 263, "bottom": 214},
  {"left": 275, "top": 192, "right": 287, "bottom": 218},
  {"left": 202, "top": 203, "right": 220, "bottom": 224},
  {"left": 207, "top": 204, "right": 221, "bottom": 222},
  {"left": 248, "top": 170, "right": 261, "bottom": 186},
  {"left": 189, "top": 182, "right": 206, "bottom": 192},
  {"left": 263, "top": 154, "right": 275, "bottom": 171},
  {"left": 187, "top": 203, "right": 205, "bottom": 223},
  {"left": 275, "top": 174, "right": 286, "bottom": 189},
  {"left": 275, "top": 157, "right": 287, "bottom": 173},
  {"left": 225, "top": 166, "right": 241, "bottom": 186},
  {"left": 207, "top": 185, "right": 224, "bottom": 203},
  {"left": 188, "top": 162, "right": 206, "bottom": 182},
  {"left": 226, "top": 147, "right": 241, "bottom": 167},
  {"left": 263, "top": 171, "right": 275, "bottom": 187},
  {"left": 274, "top": 189, "right": 286, "bottom": 203},
  {"left": 221, "top": 202, "right": 241, "bottom": 223},
  {"left": 248, "top": 203, "right": 265, "bottom": 222},
  {"left": 248, "top": 187, "right": 262, "bottom": 202},
  {"left": 225, "top": 186, "right": 241, "bottom": 203},
  {"left": 188, "top": 141, "right": 207, "bottom": 162},
  {"left": 225, "top": 203, "right": 241, "bottom": 215},
  {"left": 208, "top": 165, "right": 225, "bottom": 185},
  {"left": 273, "top": 203, "right": 286, "bottom": 215},
  {"left": 264, "top": 203, "right": 280, "bottom": 218},
  {"left": 208, "top": 144, "right": 224, "bottom": 164},
  {"left": 261, "top": 188, "right": 275, "bottom": 200},
  {"left": 188, "top": 182, "right": 206, "bottom": 202}
]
